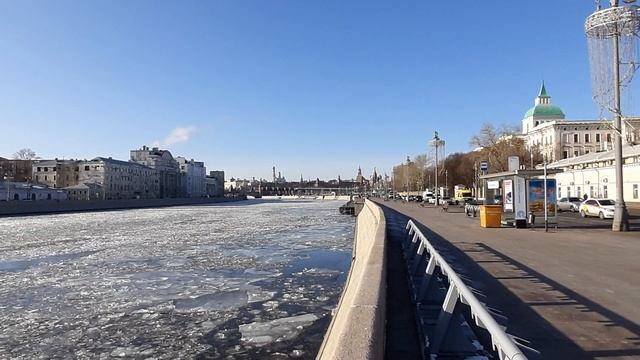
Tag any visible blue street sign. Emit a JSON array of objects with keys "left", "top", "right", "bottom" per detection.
[{"left": 479, "top": 160, "right": 488, "bottom": 171}]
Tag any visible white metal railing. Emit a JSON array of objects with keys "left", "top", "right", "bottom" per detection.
[{"left": 405, "top": 219, "right": 529, "bottom": 360}]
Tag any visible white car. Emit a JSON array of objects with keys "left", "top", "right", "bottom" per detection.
[
  {"left": 579, "top": 198, "right": 615, "bottom": 219},
  {"left": 557, "top": 197, "right": 582, "bottom": 212}
]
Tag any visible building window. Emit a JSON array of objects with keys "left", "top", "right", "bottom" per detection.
[
  {"left": 607, "top": 133, "right": 612, "bottom": 142},
  {"left": 44, "top": 175, "right": 48, "bottom": 181},
  {"left": 567, "top": 187, "right": 572, "bottom": 197},
  {"left": 85, "top": 166, "right": 90, "bottom": 171},
  {"left": 634, "top": 184, "right": 639, "bottom": 199},
  {"left": 596, "top": 133, "right": 601, "bottom": 142},
  {"left": 574, "top": 150, "right": 579, "bottom": 157},
  {"left": 603, "top": 185, "right": 608, "bottom": 198},
  {"left": 44, "top": 167, "right": 48, "bottom": 172},
  {"left": 577, "top": 186, "right": 582, "bottom": 197},
  {"left": 590, "top": 186, "right": 595, "bottom": 198},
  {"left": 585, "top": 134, "right": 590, "bottom": 143},
  {"left": 574, "top": 134, "right": 579, "bottom": 143}
]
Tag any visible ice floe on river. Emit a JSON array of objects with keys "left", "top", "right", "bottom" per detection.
[{"left": 0, "top": 199, "right": 353, "bottom": 359}]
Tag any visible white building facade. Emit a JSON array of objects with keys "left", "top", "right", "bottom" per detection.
[
  {"left": 0, "top": 182, "right": 67, "bottom": 201},
  {"left": 79, "top": 157, "right": 159, "bottom": 200},
  {"left": 176, "top": 157, "right": 206, "bottom": 198},
  {"left": 521, "top": 83, "right": 640, "bottom": 162},
  {"left": 130, "top": 146, "right": 180, "bottom": 198},
  {"left": 520, "top": 83, "right": 640, "bottom": 204},
  {"left": 548, "top": 144, "right": 640, "bottom": 204}
]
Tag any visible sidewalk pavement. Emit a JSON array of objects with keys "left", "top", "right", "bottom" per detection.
[{"left": 374, "top": 199, "right": 640, "bottom": 360}]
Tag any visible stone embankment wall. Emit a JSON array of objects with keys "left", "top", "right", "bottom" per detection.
[
  {"left": 0, "top": 197, "right": 244, "bottom": 217},
  {"left": 317, "top": 199, "right": 387, "bottom": 359}
]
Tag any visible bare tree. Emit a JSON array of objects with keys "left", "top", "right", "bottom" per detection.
[
  {"left": 445, "top": 152, "right": 476, "bottom": 188},
  {"left": 469, "top": 123, "right": 534, "bottom": 172},
  {"left": 13, "top": 148, "right": 37, "bottom": 160}
]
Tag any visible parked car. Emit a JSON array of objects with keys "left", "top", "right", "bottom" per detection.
[
  {"left": 557, "top": 197, "right": 582, "bottom": 212},
  {"left": 579, "top": 198, "right": 615, "bottom": 219},
  {"left": 441, "top": 196, "right": 454, "bottom": 205}
]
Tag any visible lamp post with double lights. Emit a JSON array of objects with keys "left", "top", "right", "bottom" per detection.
[{"left": 429, "top": 132, "right": 445, "bottom": 206}]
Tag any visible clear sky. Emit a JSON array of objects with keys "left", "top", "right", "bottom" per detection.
[{"left": 0, "top": 1, "right": 633, "bottom": 181}]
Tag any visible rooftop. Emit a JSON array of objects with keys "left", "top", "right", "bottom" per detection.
[
  {"left": 524, "top": 104, "right": 565, "bottom": 118},
  {"left": 547, "top": 143, "right": 640, "bottom": 168}
]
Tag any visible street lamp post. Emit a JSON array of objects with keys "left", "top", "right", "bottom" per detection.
[
  {"left": 543, "top": 155, "right": 549, "bottom": 232},
  {"left": 445, "top": 169, "right": 448, "bottom": 197},
  {"left": 405, "top": 156, "right": 410, "bottom": 202},
  {"left": 429, "top": 132, "right": 445, "bottom": 206},
  {"left": 585, "top": 0, "right": 636, "bottom": 231},
  {"left": 3, "top": 175, "right": 9, "bottom": 202},
  {"left": 392, "top": 169, "right": 395, "bottom": 200},
  {"left": 610, "top": 1, "right": 630, "bottom": 231}
]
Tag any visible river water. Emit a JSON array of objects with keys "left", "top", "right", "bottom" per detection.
[{"left": 0, "top": 199, "right": 354, "bottom": 359}]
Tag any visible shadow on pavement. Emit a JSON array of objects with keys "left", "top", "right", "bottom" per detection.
[
  {"left": 470, "top": 242, "right": 640, "bottom": 359},
  {"left": 377, "top": 203, "right": 594, "bottom": 360}
]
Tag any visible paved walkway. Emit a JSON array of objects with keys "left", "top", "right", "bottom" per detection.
[{"left": 374, "top": 199, "right": 640, "bottom": 360}]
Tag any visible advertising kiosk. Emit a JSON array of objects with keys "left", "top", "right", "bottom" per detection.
[{"left": 479, "top": 168, "right": 563, "bottom": 228}]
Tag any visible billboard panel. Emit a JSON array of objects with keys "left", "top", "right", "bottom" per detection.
[
  {"left": 527, "top": 179, "right": 557, "bottom": 215},
  {"left": 503, "top": 179, "right": 513, "bottom": 212}
]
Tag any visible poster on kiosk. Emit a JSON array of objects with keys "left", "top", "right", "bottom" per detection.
[
  {"left": 503, "top": 179, "right": 513, "bottom": 212},
  {"left": 514, "top": 177, "right": 527, "bottom": 221},
  {"left": 527, "top": 179, "right": 558, "bottom": 220}
]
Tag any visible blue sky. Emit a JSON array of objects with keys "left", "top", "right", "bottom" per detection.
[{"left": 0, "top": 1, "right": 632, "bottom": 180}]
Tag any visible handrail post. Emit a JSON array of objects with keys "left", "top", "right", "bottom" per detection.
[
  {"left": 416, "top": 255, "right": 437, "bottom": 302},
  {"left": 430, "top": 284, "right": 460, "bottom": 355},
  {"left": 404, "top": 220, "right": 530, "bottom": 360}
]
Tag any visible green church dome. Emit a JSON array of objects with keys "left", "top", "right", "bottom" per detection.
[
  {"left": 523, "top": 82, "right": 565, "bottom": 119},
  {"left": 524, "top": 104, "right": 565, "bottom": 118}
]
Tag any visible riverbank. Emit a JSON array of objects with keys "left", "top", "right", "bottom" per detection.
[
  {"left": 0, "top": 197, "right": 246, "bottom": 217},
  {"left": 318, "top": 199, "right": 387, "bottom": 359}
]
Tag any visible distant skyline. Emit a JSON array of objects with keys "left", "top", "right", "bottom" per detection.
[{"left": 1, "top": 1, "right": 638, "bottom": 180}]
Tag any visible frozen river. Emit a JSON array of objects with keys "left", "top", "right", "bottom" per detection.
[{"left": 0, "top": 199, "right": 354, "bottom": 359}]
